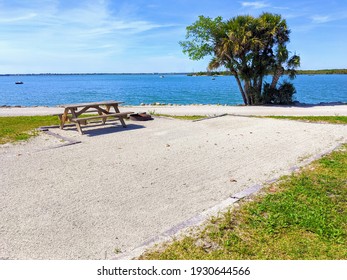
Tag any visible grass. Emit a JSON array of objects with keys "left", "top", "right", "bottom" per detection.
[
  {"left": 150, "top": 113, "right": 206, "bottom": 121},
  {"left": 140, "top": 144, "right": 347, "bottom": 260},
  {"left": 152, "top": 114, "right": 347, "bottom": 124},
  {"left": 0, "top": 115, "right": 59, "bottom": 144},
  {"left": 0, "top": 114, "right": 104, "bottom": 144},
  {"left": 267, "top": 116, "right": 347, "bottom": 124}
]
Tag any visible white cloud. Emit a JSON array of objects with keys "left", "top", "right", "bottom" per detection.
[
  {"left": 0, "top": 0, "right": 182, "bottom": 73},
  {"left": 0, "top": 1, "right": 172, "bottom": 54},
  {"left": 241, "top": 1, "right": 269, "bottom": 9},
  {"left": 0, "top": 12, "right": 38, "bottom": 23},
  {"left": 311, "top": 15, "right": 331, "bottom": 24}
]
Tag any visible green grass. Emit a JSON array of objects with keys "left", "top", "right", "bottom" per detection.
[
  {"left": 140, "top": 144, "right": 347, "bottom": 260},
  {"left": 267, "top": 116, "right": 347, "bottom": 124},
  {"left": 154, "top": 115, "right": 347, "bottom": 124},
  {"left": 152, "top": 113, "right": 206, "bottom": 121},
  {"left": 0, "top": 115, "right": 59, "bottom": 144},
  {"left": 0, "top": 114, "right": 105, "bottom": 144}
]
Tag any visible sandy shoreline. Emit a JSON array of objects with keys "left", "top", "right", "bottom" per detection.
[
  {"left": 0, "top": 103, "right": 347, "bottom": 117},
  {"left": 1, "top": 107, "right": 347, "bottom": 259}
]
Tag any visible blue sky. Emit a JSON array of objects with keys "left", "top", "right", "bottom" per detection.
[{"left": 0, "top": 0, "right": 346, "bottom": 73}]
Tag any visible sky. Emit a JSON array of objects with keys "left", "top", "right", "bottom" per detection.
[{"left": 0, "top": 0, "right": 346, "bottom": 74}]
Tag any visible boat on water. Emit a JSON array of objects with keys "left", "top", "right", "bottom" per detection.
[
  {"left": 160, "top": 75, "right": 164, "bottom": 78},
  {"left": 15, "top": 81, "right": 24, "bottom": 84}
]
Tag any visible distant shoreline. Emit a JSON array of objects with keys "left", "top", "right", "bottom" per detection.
[
  {"left": 1, "top": 69, "right": 347, "bottom": 76},
  {"left": 0, "top": 73, "right": 190, "bottom": 76}
]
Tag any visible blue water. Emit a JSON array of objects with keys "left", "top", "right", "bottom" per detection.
[{"left": 0, "top": 74, "right": 346, "bottom": 106}]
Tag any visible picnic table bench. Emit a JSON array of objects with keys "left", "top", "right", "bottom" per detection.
[{"left": 56, "top": 100, "right": 133, "bottom": 134}]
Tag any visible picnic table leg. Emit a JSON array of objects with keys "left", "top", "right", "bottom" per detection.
[
  {"left": 75, "top": 122, "right": 83, "bottom": 134},
  {"left": 101, "top": 105, "right": 109, "bottom": 125},
  {"left": 113, "top": 105, "right": 127, "bottom": 127},
  {"left": 70, "top": 109, "right": 83, "bottom": 134},
  {"left": 60, "top": 108, "right": 69, "bottom": 129},
  {"left": 58, "top": 114, "right": 63, "bottom": 129}
]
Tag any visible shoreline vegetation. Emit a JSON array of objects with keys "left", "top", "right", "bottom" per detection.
[{"left": 1, "top": 69, "right": 347, "bottom": 76}]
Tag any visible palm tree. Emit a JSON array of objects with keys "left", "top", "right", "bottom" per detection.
[{"left": 180, "top": 13, "right": 300, "bottom": 105}]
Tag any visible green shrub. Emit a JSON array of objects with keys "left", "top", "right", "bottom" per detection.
[{"left": 262, "top": 81, "right": 296, "bottom": 105}]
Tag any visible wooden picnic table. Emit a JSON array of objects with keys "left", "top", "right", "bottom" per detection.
[{"left": 57, "top": 100, "right": 133, "bottom": 134}]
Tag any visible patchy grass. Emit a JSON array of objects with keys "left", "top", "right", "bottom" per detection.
[
  {"left": 153, "top": 114, "right": 206, "bottom": 121},
  {"left": 267, "top": 116, "right": 347, "bottom": 124},
  {"left": 140, "top": 144, "right": 347, "bottom": 260},
  {"left": 1, "top": 113, "right": 204, "bottom": 145},
  {"left": 0, "top": 114, "right": 103, "bottom": 144},
  {"left": 152, "top": 114, "right": 347, "bottom": 123},
  {"left": 0, "top": 115, "right": 59, "bottom": 144}
]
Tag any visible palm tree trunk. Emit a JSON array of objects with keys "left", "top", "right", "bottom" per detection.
[
  {"left": 271, "top": 67, "right": 284, "bottom": 89},
  {"left": 244, "top": 81, "right": 251, "bottom": 105},
  {"left": 257, "top": 76, "right": 263, "bottom": 102},
  {"left": 234, "top": 73, "right": 248, "bottom": 105}
]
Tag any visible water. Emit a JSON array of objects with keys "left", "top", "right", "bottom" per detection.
[{"left": 0, "top": 74, "right": 346, "bottom": 106}]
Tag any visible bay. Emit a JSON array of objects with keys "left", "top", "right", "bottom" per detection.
[{"left": 0, "top": 74, "right": 346, "bottom": 106}]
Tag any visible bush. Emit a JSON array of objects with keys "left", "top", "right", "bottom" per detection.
[{"left": 262, "top": 81, "right": 296, "bottom": 105}]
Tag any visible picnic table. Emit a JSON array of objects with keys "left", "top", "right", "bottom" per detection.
[{"left": 56, "top": 100, "right": 133, "bottom": 134}]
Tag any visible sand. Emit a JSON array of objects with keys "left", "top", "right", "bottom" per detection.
[{"left": 0, "top": 106, "right": 347, "bottom": 259}]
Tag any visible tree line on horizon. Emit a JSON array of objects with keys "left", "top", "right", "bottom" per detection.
[{"left": 187, "top": 69, "right": 347, "bottom": 76}]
